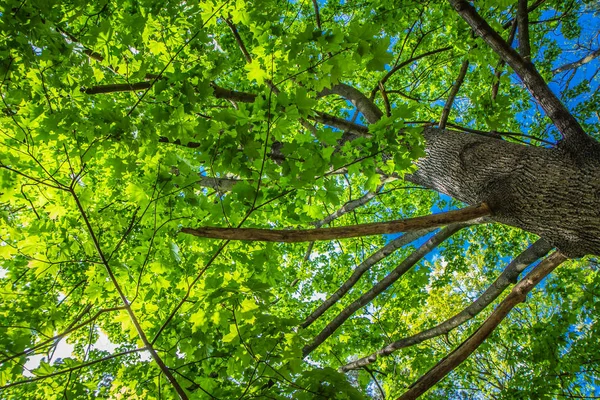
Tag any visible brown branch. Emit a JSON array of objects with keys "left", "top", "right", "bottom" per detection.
[
  {"left": 379, "top": 82, "right": 391, "bottom": 117},
  {"left": 312, "top": 0, "right": 322, "bottom": 30},
  {"left": 492, "top": 21, "right": 518, "bottom": 100},
  {"left": 225, "top": 18, "right": 253, "bottom": 63},
  {"left": 439, "top": 60, "right": 469, "bottom": 129},
  {"left": 339, "top": 239, "right": 552, "bottom": 371},
  {"left": 56, "top": 27, "right": 106, "bottom": 64},
  {"left": 310, "top": 111, "right": 371, "bottom": 136},
  {"left": 70, "top": 189, "right": 188, "bottom": 399},
  {"left": 181, "top": 203, "right": 490, "bottom": 243},
  {"left": 0, "top": 306, "right": 125, "bottom": 365},
  {"left": 553, "top": 48, "right": 600, "bottom": 74},
  {"left": 301, "top": 228, "right": 436, "bottom": 329},
  {"left": 84, "top": 79, "right": 257, "bottom": 104},
  {"left": 371, "top": 46, "right": 453, "bottom": 100},
  {"left": 0, "top": 348, "right": 146, "bottom": 390},
  {"left": 210, "top": 83, "right": 257, "bottom": 102},
  {"left": 83, "top": 82, "right": 151, "bottom": 94},
  {"left": 397, "top": 251, "right": 568, "bottom": 400},
  {"left": 517, "top": 0, "right": 531, "bottom": 60},
  {"left": 448, "top": 0, "right": 592, "bottom": 155},
  {"left": 319, "top": 83, "right": 383, "bottom": 123},
  {"left": 302, "top": 224, "right": 468, "bottom": 357},
  {"left": 501, "top": 0, "right": 548, "bottom": 29}
]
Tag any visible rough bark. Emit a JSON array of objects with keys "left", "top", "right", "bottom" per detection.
[
  {"left": 302, "top": 225, "right": 466, "bottom": 357},
  {"left": 398, "top": 251, "right": 568, "bottom": 400},
  {"left": 181, "top": 204, "right": 490, "bottom": 242},
  {"left": 339, "top": 238, "right": 552, "bottom": 371},
  {"left": 407, "top": 128, "right": 600, "bottom": 257}
]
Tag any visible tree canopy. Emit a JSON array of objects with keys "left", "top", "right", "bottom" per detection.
[{"left": 1, "top": 0, "right": 599, "bottom": 399}]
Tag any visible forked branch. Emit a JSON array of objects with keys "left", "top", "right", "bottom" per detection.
[
  {"left": 449, "top": 0, "right": 591, "bottom": 154},
  {"left": 302, "top": 224, "right": 467, "bottom": 357},
  {"left": 397, "top": 251, "right": 567, "bottom": 400},
  {"left": 181, "top": 204, "right": 490, "bottom": 242},
  {"left": 301, "top": 228, "right": 435, "bottom": 329},
  {"left": 339, "top": 239, "right": 552, "bottom": 371}
]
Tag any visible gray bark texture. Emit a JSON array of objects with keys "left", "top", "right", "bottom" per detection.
[{"left": 407, "top": 127, "right": 600, "bottom": 258}]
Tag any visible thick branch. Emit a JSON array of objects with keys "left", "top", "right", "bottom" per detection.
[
  {"left": 319, "top": 84, "right": 383, "bottom": 123},
  {"left": 398, "top": 251, "right": 567, "bottom": 400},
  {"left": 449, "top": 0, "right": 591, "bottom": 154},
  {"left": 301, "top": 228, "right": 435, "bottom": 329},
  {"left": 553, "top": 48, "right": 600, "bottom": 74},
  {"left": 339, "top": 238, "right": 552, "bottom": 371},
  {"left": 439, "top": 60, "right": 469, "bottom": 129},
  {"left": 517, "top": 0, "right": 531, "bottom": 60},
  {"left": 211, "top": 83, "right": 257, "bottom": 102},
  {"left": 181, "top": 204, "right": 490, "bottom": 242},
  {"left": 83, "top": 82, "right": 151, "bottom": 94},
  {"left": 302, "top": 224, "right": 467, "bottom": 357}
]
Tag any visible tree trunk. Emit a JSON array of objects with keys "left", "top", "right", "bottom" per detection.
[{"left": 407, "top": 128, "right": 600, "bottom": 258}]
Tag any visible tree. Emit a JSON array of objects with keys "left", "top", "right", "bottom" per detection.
[{"left": 0, "top": 0, "right": 599, "bottom": 398}]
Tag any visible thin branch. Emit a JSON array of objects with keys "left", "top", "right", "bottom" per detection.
[
  {"left": 69, "top": 189, "right": 188, "bottom": 399},
  {"left": 492, "top": 21, "right": 518, "bottom": 100},
  {"left": 301, "top": 228, "right": 435, "bottom": 329},
  {"left": 225, "top": 18, "right": 253, "bottom": 63},
  {"left": 439, "top": 60, "right": 469, "bottom": 129},
  {"left": 398, "top": 251, "right": 568, "bottom": 400},
  {"left": 127, "top": 1, "right": 228, "bottom": 116},
  {"left": 0, "top": 306, "right": 125, "bottom": 365},
  {"left": 448, "top": 0, "right": 592, "bottom": 154},
  {"left": 371, "top": 46, "right": 453, "bottom": 100},
  {"left": 0, "top": 348, "right": 146, "bottom": 390},
  {"left": 302, "top": 224, "right": 467, "bottom": 357},
  {"left": 553, "top": 48, "right": 600, "bottom": 74},
  {"left": 517, "top": 0, "right": 531, "bottom": 60},
  {"left": 339, "top": 239, "right": 552, "bottom": 371},
  {"left": 378, "top": 82, "right": 391, "bottom": 117},
  {"left": 313, "top": 187, "right": 383, "bottom": 229},
  {"left": 181, "top": 203, "right": 490, "bottom": 243},
  {"left": 365, "top": 367, "right": 386, "bottom": 399}
]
